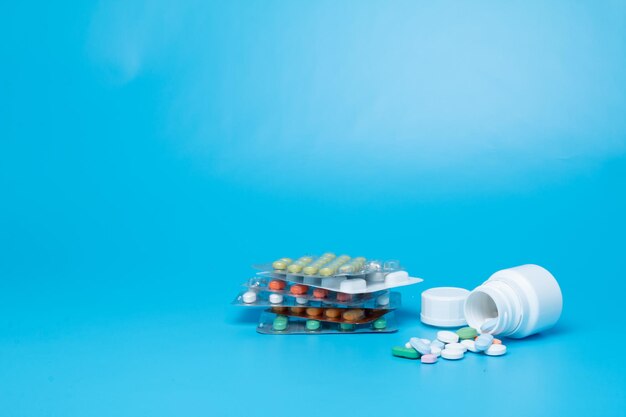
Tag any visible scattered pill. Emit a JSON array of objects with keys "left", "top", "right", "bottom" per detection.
[
  {"left": 461, "top": 339, "right": 478, "bottom": 352},
  {"left": 290, "top": 285, "right": 309, "bottom": 295},
  {"left": 475, "top": 334, "right": 494, "bottom": 351},
  {"left": 272, "top": 258, "right": 292, "bottom": 270},
  {"left": 421, "top": 354, "right": 438, "bottom": 364},
  {"left": 405, "top": 342, "right": 412, "bottom": 349},
  {"left": 305, "top": 319, "right": 321, "bottom": 331},
  {"left": 242, "top": 291, "right": 257, "bottom": 303},
  {"left": 339, "top": 323, "right": 355, "bottom": 331},
  {"left": 445, "top": 342, "right": 467, "bottom": 352},
  {"left": 269, "top": 293, "right": 283, "bottom": 304},
  {"left": 493, "top": 338, "right": 502, "bottom": 345},
  {"left": 324, "top": 308, "right": 341, "bottom": 318},
  {"left": 430, "top": 346, "right": 442, "bottom": 357},
  {"left": 420, "top": 338, "right": 431, "bottom": 345},
  {"left": 306, "top": 307, "right": 322, "bottom": 317},
  {"left": 272, "top": 315, "right": 288, "bottom": 331},
  {"left": 457, "top": 327, "right": 478, "bottom": 340},
  {"left": 430, "top": 340, "right": 445, "bottom": 350},
  {"left": 437, "top": 330, "right": 459, "bottom": 344},
  {"left": 392, "top": 346, "right": 420, "bottom": 359},
  {"left": 268, "top": 280, "right": 286, "bottom": 291},
  {"left": 485, "top": 344, "right": 507, "bottom": 356},
  {"left": 313, "top": 288, "right": 329, "bottom": 298},
  {"left": 373, "top": 317, "right": 387, "bottom": 329},
  {"left": 342, "top": 309, "right": 365, "bottom": 321},
  {"left": 480, "top": 318, "right": 498, "bottom": 333},
  {"left": 409, "top": 337, "right": 432, "bottom": 355},
  {"left": 441, "top": 348, "right": 464, "bottom": 360}
]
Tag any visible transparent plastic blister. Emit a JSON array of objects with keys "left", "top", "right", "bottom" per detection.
[
  {"left": 256, "top": 311, "right": 397, "bottom": 335},
  {"left": 257, "top": 255, "right": 402, "bottom": 279}
]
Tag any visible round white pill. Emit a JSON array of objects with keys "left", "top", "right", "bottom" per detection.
[
  {"left": 441, "top": 348, "right": 464, "bottom": 360},
  {"left": 405, "top": 342, "right": 412, "bottom": 349},
  {"left": 461, "top": 339, "right": 478, "bottom": 352},
  {"left": 242, "top": 291, "right": 257, "bottom": 304},
  {"left": 376, "top": 294, "right": 390, "bottom": 306},
  {"left": 296, "top": 297, "right": 308, "bottom": 305},
  {"left": 437, "top": 330, "right": 459, "bottom": 344},
  {"left": 485, "top": 344, "right": 507, "bottom": 356},
  {"left": 445, "top": 342, "right": 467, "bottom": 352},
  {"left": 430, "top": 346, "right": 442, "bottom": 357},
  {"left": 269, "top": 293, "right": 283, "bottom": 304}
]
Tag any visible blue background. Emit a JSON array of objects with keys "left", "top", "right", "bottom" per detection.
[{"left": 1, "top": 1, "right": 625, "bottom": 416}]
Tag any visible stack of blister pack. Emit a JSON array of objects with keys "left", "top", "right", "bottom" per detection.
[{"left": 232, "top": 253, "right": 423, "bottom": 335}]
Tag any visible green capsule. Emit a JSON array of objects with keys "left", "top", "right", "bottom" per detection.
[
  {"left": 339, "top": 323, "right": 355, "bottom": 331},
  {"left": 373, "top": 317, "right": 387, "bottom": 330},
  {"left": 306, "top": 319, "right": 321, "bottom": 331},
  {"left": 392, "top": 346, "right": 420, "bottom": 359},
  {"left": 456, "top": 326, "right": 478, "bottom": 340},
  {"left": 273, "top": 315, "right": 288, "bottom": 331}
]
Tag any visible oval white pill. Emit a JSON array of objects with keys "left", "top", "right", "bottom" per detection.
[
  {"left": 242, "top": 291, "right": 257, "bottom": 303},
  {"left": 480, "top": 318, "right": 498, "bottom": 333},
  {"left": 409, "top": 337, "right": 431, "bottom": 355},
  {"left": 485, "top": 344, "right": 507, "bottom": 356},
  {"left": 441, "top": 348, "right": 464, "bottom": 360},
  {"left": 437, "top": 330, "right": 459, "bottom": 344},
  {"left": 269, "top": 294, "right": 283, "bottom": 304},
  {"left": 296, "top": 297, "right": 308, "bottom": 305},
  {"left": 445, "top": 342, "right": 467, "bottom": 352},
  {"left": 461, "top": 339, "right": 478, "bottom": 352}
]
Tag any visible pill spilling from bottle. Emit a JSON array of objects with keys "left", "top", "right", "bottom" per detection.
[{"left": 392, "top": 326, "right": 508, "bottom": 363}]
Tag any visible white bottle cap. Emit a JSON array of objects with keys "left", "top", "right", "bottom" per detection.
[{"left": 420, "top": 287, "right": 470, "bottom": 327}]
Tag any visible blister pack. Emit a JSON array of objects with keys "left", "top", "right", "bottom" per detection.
[
  {"left": 256, "top": 311, "right": 397, "bottom": 335},
  {"left": 266, "top": 306, "right": 389, "bottom": 324},
  {"left": 243, "top": 276, "right": 388, "bottom": 304},
  {"left": 258, "top": 269, "right": 422, "bottom": 294},
  {"left": 234, "top": 279, "right": 400, "bottom": 308}
]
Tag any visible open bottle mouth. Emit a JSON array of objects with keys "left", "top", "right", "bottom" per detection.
[{"left": 465, "top": 290, "right": 499, "bottom": 331}]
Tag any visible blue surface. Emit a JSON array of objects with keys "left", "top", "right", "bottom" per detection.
[{"left": 1, "top": 1, "right": 626, "bottom": 416}]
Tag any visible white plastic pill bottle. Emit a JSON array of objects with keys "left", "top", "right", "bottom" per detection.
[{"left": 464, "top": 264, "right": 562, "bottom": 339}]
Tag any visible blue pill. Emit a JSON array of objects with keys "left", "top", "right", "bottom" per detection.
[
  {"left": 409, "top": 337, "right": 431, "bottom": 355},
  {"left": 475, "top": 334, "right": 494, "bottom": 351},
  {"left": 430, "top": 340, "right": 445, "bottom": 350}
]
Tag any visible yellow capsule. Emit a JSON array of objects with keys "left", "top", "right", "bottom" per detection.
[
  {"left": 272, "top": 258, "right": 292, "bottom": 270},
  {"left": 287, "top": 256, "right": 314, "bottom": 273}
]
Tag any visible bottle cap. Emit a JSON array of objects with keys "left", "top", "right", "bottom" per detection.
[{"left": 420, "top": 287, "right": 470, "bottom": 327}]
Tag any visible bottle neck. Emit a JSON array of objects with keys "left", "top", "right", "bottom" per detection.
[{"left": 465, "top": 280, "right": 524, "bottom": 336}]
